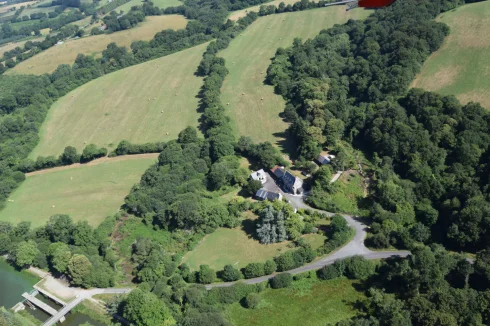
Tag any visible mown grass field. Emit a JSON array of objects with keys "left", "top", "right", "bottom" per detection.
[
  {"left": 8, "top": 15, "right": 188, "bottom": 75},
  {"left": 226, "top": 278, "right": 364, "bottom": 326},
  {"left": 0, "top": 156, "right": 157, "bottom": 227},
  {"left": 219, "top": 7, "right": 370, "bottom": 153},
  {"left": 0, "top": 1, "right": 37, "bottom": 14},
  {"left": 227, "top": 0, "right": 298, "bottom": 21},
  {"left": 411, "top": 1, "right": 490, "bottom": 110},
  {"left": 182, "top": 212, "right": 327, "bottom": 271},
  {"left": 29, "top": 41, "right": 207, "bottom": 157}
]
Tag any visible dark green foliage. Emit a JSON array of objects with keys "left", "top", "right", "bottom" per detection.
[
  {"left": 243, "top": 262, "right": 265, "bottom": 279},
  {"left": 317, "top": 264, "right": 341, "bottom": 280},
  {"left": 220, "top": 264, "right": 242, "bottom": 281},
  {"left": 244, "top": 179, "right": 262, "bottom": 196},
  {"left": 264, "top": 260, "right": 277, "bottom": 275},
  {"left": 270, "top": 272, "right": 293, "bottom": 289},
  {"left": 244, "top": 293, "right": 261, "bottom": 309},
  {"left": 197, "top": 265, "right": 216, "bottom": 284},
  {"left": 343, "top": 256, "right": 375, "bottom": 280},
  {"left": 81, "top": 144, "right": 107, "bottom": 163},
  {"left": 59, "top": 146, "right": 80, "bottom": 165},
  {"left": 236, "top": 136, "right": 287, "bottom": 169},
  {"left": 122, "top": 288, "right": 173, "bottom": 326},
  {"left": 256, "top": 205, "right": 287, "bottom": 244}
]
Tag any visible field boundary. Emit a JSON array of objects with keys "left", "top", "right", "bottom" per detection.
[{"left": 26, "top": 153, "right": 159, "bottom": 177}]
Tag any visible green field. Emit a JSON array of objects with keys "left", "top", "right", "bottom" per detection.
[
  {"left": 219, "top": 7, "right": 370, "bottom": 153},
  {"left": 411, "top": 1, "right": 490, "bottom": 110},
  {"left": 115, "top": 0, "right": 181, "bottom": 14},
  {"left": 0, "top": 156, "right": 157, "bottom": 227},
  {"left": 226, "top": 278, "right": 364, "bottom": 326},
  {"left": 29, "top": 41, "right": 207, "bottom": 157},
  {"left": 182, "top": 212, "right": 326, "bottom": 271}
]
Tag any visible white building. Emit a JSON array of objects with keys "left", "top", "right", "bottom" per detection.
[{"left": 250, "top": 169, "right": 267, "bottom": 184}]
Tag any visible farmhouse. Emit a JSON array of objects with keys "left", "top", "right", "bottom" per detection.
[
  {"left": 250, "top": 169, "right": 267, "bottom": 184},
  {"left": 317, "top": 153, "right": 335, "bottom": 165},
  {"left": 271, "top": 166, "right": 304, "bottom": 195},
  {"left": 255, "top": 189, "right": 283, "bottom": 201}
]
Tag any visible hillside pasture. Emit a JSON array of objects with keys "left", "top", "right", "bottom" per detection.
[
  {"left": 411, "top": 1, "right": 490, "bottom": 110},
  {"left": 0, "top": 1, "right": 37, "bottom": 14},
  {"left": 0, "top": 36, "right": 44, "bottom": 57},
  {"left": 219, "top": 7, "right": 370, "bottom": 153},
  {"left": 112, "top": 0, "right": 181, "bottom": 14},
  {"left": 226, "top": 279, "right": 364, "bottom": 326},
  {"left": 8, "top": 15, "right": 188, "bottom": 75},
  {"left": 228, "top": 0, "right": 298, "bottom": 21},
  {"left": 0, "top": 155, "right": 157, "bottom": 227},
  {"left": 29, "top": 41, "right": 207, "bottom": 157}
]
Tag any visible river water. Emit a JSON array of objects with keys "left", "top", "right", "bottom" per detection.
[{"left": 0, "top": 259, "right": 105, "bottom": 326}]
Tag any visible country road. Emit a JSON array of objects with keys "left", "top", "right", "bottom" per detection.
[{"left": 205, "top": 183, "right": 410, "bottom": 289}]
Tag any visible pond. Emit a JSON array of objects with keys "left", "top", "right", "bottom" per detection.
[{"left": 0, "top": 259, "right": 105, "bottom": 326}]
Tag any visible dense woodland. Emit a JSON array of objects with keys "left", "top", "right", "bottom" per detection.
[
  {"left": 267, "top": 0, "right": 490, "bottom": 252},
  {"left": 1, "top": 0, "right": 490, "bottom": 325}
]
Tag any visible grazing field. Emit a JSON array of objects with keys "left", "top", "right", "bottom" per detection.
[
  {"left": 411, "top": 1, "right": 490, "bottom": 110},
  {"left": 228, "top": 0, "right": 298, "bottom": 21},
  {"left": 220, "top": 7, "right": 370, "bottom": 152},
  {"left": 114, "top": 0, "right": 181, "bottom": 14},
  {"left": 0, "top": 156, "right": 157, "bottom": 228},
  {"left": 182, "top": 212, "right": 327, "bottom": 271},
  {"left": 8, "top": 15, "right": 188, "bottom": 75},
  {"left": 0, "top": 1, "right": 37, "bottom": 14},
  {"left": 30, "top": 41, "right": 207, "bottom": 157},
  {"left": 226, "top": 278, "right": 364, "bottom": 326},
  {"left": 0, "top": 37, "right": 44, "bottom": 57}
]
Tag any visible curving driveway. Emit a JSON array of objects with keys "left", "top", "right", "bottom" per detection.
[{"left": 205, "top": 183, "right": 410, "bottom": 289}]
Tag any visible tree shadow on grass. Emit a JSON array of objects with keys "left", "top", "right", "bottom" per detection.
[
  {"left": 272, "top": 131, "right": 297, "bottom": 160},
  {"left": 241, "top": 218, "right": 256, "bottom": 238}
]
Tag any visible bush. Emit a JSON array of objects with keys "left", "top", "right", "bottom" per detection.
[
  {"left": 244, "top": 293, "right": 261, "bottom": 309},
  {"left": 243, "top": 262, "right": 265, "bottom": 279},
  {"left": 270, "top": 273, "right": 293, "bottom": 289},
  {"left": 264, "top": 260, "right": 277, "bottom": 275},
  {"left": 197, "top": 265, "right": 216, "bottom": 284},
  {"left": 317, "top": 264, "right": 341, "bottom": 280},
  {"left": 344, "top": 256, "right": 375, "bottom": 280},
  {"left": 220, "top": 264, "right": 242, "bottom": 282}
]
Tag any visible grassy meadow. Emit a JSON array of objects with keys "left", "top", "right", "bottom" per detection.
[
  {"left": 411, "top": 1, "right": 490, "bottom": 110},
  {"left": 8, "top": 15, "right": 188, "bottom": 75},
  {"left": 0, "top": 156, "right": 157, "bottom": 228},
  {"left": 182, "top": 212, "right": 327, "bottom": 271},
  {"left": 219, "top": 7, "right": 371, "bottom": 153},
  {"left": 227, "top": 0, "right": 298, "bottom": 21},
  {"left": 29, "top": 41, "right": 208, "bottom": 157},
  {"left": 114, "top": 0, "right": 181, "bottom": 14},
  {"left": 0, "top": 37, "right": 44, "bottom": 57},
  {"left": 226, "top": 278, "right": 364, "bottom": 326}
]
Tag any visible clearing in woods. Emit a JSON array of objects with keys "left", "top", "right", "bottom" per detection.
[
  {"left": 226, "top": 278, "right": 365, "bottom": 326},
  {"left": 30, "top": 41, "right": 208, "bottom": 157},
  {"left": 0, "top": 156, "right": 157, "bottom": 227},
  {"left": 181, "top": 212, "right": 327, "bottom": 271},
  {"left": 411, "top": 1, "right": 490, "bottom": 110},
  {"left": 7, "top": 15, "right": 188, "bottom": 75},
  {"left": 219, "top": 7, "right": 370, "bottom": 153},
  {"left": 114, "top": 0, "right": 182, "bottom": 14}
]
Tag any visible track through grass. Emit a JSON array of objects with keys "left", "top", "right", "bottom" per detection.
[
  {"left": 30, "top": 41, "right": 208, "bottom": 157},
  {"left": 219, "top": 7, "right": 370, "bottom": 153},
  {"left": 412, "top": 1, "right": 490, "bottom": 109},
  {"left": 0, "top": 156, "right": 157, "bottom": 227}
]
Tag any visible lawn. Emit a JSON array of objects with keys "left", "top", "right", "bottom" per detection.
[
  {"left": 411, "top": 1, "right": 490, "bottom": 110},
  {"left": 29, "top": 41, "right": 207, "bottom": 157},
  {"left": 8, "top": 15, "right": 188, "bottom": 75},
  {"left": 0, "top": 156, "right": 157, "bottom": 227},
  {"left": 181, "top": 212, "right": 327, "bottom": 271},
  {"left": 219, "top": 7, "right": 371, "bottom": 153},
  {"left": 226, "top": 278, "right": 365, "bottom": 326}
]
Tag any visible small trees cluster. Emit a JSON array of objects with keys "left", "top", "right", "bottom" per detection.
[{"left": 256, "top": 205, "right": 287, "bottom": 244}]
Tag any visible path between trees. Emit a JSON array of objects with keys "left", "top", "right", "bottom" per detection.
[
  {"left": 205, "top": 198, "right": 410, "bottom": 289},
  {"left": 25, "top": 153, "right": 159, "bottom": 177}
]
